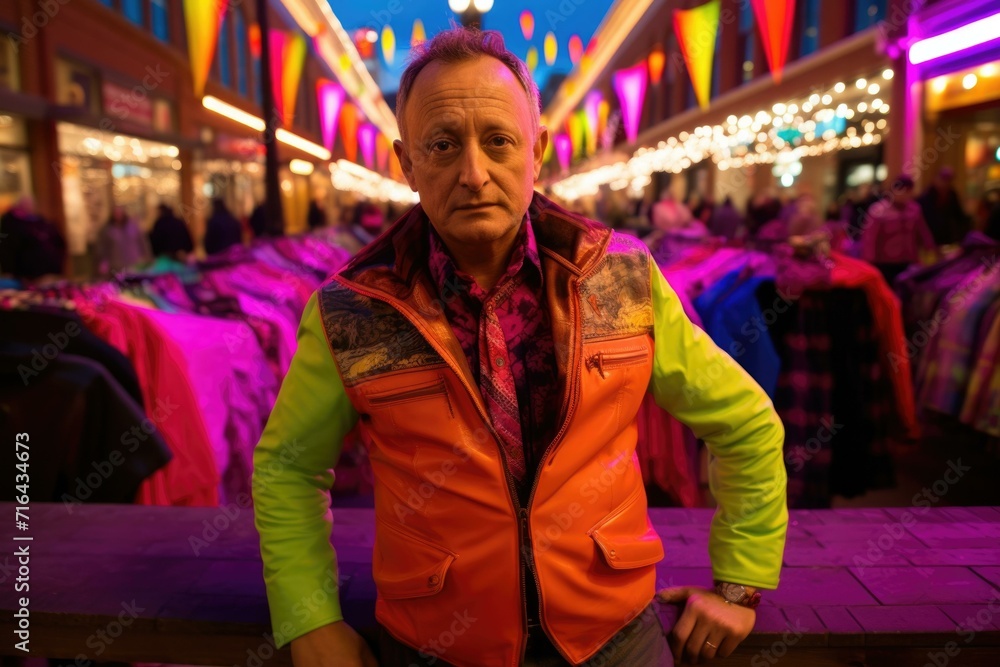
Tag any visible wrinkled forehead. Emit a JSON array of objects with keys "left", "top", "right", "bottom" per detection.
[{"left": 405, "top": 58, "right": 533, "bottom": 131}]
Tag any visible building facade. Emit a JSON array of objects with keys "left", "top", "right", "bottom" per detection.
[
  {"left": 0, "top": 0, "right": 355, "bottom": 276},
  {"left": 545, "top": 0, "right": 998, "bottom": 225}
]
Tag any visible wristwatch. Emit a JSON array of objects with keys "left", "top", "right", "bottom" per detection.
[{"left": 714, "top": 581, "right": 762, "bottom": 609}]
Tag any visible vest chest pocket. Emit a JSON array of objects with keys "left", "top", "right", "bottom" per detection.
[
  {"left": 585, "top": 348, "right": 648, "bottom": 378},
  {"left": 362, "top": 374, "right": 454, "bottom": 428}
]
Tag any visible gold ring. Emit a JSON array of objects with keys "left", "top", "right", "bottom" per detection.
[{"left": 705, "top": 640, "right": 718, "bottom": 649}]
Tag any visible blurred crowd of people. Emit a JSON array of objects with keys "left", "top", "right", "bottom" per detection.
[
  {"left": 3, "top": 165, "right": 997, "bottom": 285},
  {"left": 560, "top": 166, "right": 999, "bottom": 285},
  {"left": 0, "top": 194, "right": 407, "bottom": 282}
]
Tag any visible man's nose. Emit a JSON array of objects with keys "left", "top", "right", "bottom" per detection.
[{"left": 458, "top": 144, "right": 489, "bottom": 192}]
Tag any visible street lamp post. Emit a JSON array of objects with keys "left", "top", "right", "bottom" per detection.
[{"left": 449, "top": 0, "right": 494, "bottom": 29}]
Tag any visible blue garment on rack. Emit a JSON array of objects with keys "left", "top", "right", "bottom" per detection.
[{"left": 694, "top": 269, "right": 780, "bottom": 398}]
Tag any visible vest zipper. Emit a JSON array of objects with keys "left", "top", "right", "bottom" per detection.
[
  {"left": 367, "top": 380, "right": 448, "bottom": 405},
  {"left": 333, "top": 278, "right": 530, "bottom": 666},
  {"left": 520, "top": 277, "right": 586, "bottom": 660},
  {"left": 585, "top": 348, "right": 648, "bottom": 378}
]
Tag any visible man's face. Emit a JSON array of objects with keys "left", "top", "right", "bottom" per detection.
[
  {"left": 894, "top": 187, "right": 913, "bottom": 206},
  {"left": 394, "top": 57, "right": 548, "bottom": 250}
]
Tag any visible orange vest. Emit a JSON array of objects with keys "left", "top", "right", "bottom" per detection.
[{"left": 318, "top": 194, "right": 664, "bottom": 666}]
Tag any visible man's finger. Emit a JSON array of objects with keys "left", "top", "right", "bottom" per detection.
[
  {"left": 683, "top": 619, "right": 711, "bottom": 665},
  {"left": 668, "top": 606, "right": 696, "bottom": 664},
  {"left": 656, "top": 586, "right": 694, "bottom": 605}
]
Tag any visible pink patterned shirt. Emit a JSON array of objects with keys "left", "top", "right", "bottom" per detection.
[{"left": 427, "top": 216, "right": 558, "bottom": 488}]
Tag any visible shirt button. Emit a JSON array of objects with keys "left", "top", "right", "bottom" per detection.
[
  {"left": 428, "top": 574, "right": 440, "bottom": 586},
  {"left": 609, "top": 549, "right": 617, "bottom": 558},
  {"left": 495, "top": 357, "right": 505, "bottom": 368}
]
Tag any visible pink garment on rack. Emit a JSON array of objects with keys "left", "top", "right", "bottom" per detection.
[
  {"left": 635, "top": 392, "right": 699, "bottom": 507},
  {"left": 80, "top": 298, "right": 219, "bottom": 506},
  {"left": 142, "top": 307, "right": 278, "bottom": 503},
  {"left": 631, "top": 271, "right": 705, "bottom": 506}
]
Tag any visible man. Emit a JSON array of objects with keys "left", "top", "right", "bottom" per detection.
[
  {"left": 148, "top": 203, "right": 194, "bottom": 260},
  {"left": 862, "top": 175, "right": 938, "bottom": 285},
  {"left": 918, "top": 167, "right": 970, "bottom": 245},
  {"left": 253, "top": 28, "right": 787, "bottom": 667},
  {"left": 0, "top": 195, "right": 66, "bottom": 280}
]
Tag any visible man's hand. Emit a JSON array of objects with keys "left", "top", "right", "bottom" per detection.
[
  {"left": 657, "top": 586, "right": 755, "bottom": 665},
  {"left": 290, "top": 620, "right": 378, "bottom": 667}
]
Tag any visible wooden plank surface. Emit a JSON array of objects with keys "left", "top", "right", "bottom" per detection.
[{"left": 1, "top": 503, "right": 999, "bottom": 666}]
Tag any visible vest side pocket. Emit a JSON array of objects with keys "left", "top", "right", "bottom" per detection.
[
  {"left": 373, "top": 516, "right": 457, "bottom": 600},
  {"left": 587, "top": 485, "right": 664, "bottom": 570}
]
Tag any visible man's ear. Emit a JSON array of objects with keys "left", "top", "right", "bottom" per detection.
[
  {"left": 532, "top": 126, "right": 549, "bottom": 181},
  {"left": 393, "top": 139, "right": 418, "bottom": 192}
]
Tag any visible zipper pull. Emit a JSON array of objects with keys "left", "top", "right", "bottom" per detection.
[
  {"left": 519, "top": 508, "right": 532, "bottom": 567},
  {"left": 585, "top": 353, "right": 606, "bottom": 378}
]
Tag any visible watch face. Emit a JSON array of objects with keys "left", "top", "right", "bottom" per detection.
[{"left": 719, "top": 583, "right": 747, "bottom": 603}]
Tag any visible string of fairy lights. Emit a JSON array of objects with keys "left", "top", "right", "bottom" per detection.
[{"left": 551, "top": 68, "right": 895, "bottom": 201}]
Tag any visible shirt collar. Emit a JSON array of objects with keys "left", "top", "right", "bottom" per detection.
[{"left": 427, "top": 212, "right": 542, "bottom": 298}]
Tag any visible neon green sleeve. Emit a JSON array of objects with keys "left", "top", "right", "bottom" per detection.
[
  {"left": 648, "top": 262, "right": 788, "bottom": 589},
  {"left": 252, "top": 291, "right": 360, "bottom": 647}
]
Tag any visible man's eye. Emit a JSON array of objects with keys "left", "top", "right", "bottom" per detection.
[
  {"left": 431, "top": 141, "right": 452, "bottom": 152},
  {"left": 490, "top": 137, "right": 512, "bottom": 147}
]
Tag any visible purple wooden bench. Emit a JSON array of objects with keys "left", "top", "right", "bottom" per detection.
[{"left": 1, "top": 503, "right": 999, "bottom": 665}]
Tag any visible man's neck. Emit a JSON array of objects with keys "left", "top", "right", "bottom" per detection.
[{"left": 443, "top": 225, "right": 522, "bottom": 293}]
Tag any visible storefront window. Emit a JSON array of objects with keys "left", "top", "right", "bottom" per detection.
[
  {"left": 151, "top": 0, "right": 170, "bottom": 42},
  {"left": 801, "top": 0, "right": 820, "bottom": 57},
  {"left": 0, "top": 119, "right": 31, "bottom": 222},
  {"left": 235, "top": 9, "right": 249, "bottom": 97},
  {"left": 217, "top": 12, "right": 233, "bottom": 88},
  {"left": 0, "top": 36, "right": 20, "bottom": 91},
  {"left": 253, "top": 56, "right": 263, "bottom": 107},
  {"left": 122, "top": 0, "right": 144, "bottom": 28},
  {"left": 0, "top": 115, "right": 33, "bottom": 212},
  {"left": 855, "top": 0, "right": 886, "bottom": 32},
  {"left": 739, "top": 2, "right": 755, "bottom": 83},
  {"left": 56, "top": 122, "right": 181, "bottom": 270}
]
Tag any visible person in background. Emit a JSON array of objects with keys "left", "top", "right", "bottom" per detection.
[
  {"left": 787, "top": 194, "right": 821, "bottom": 237},
  {"left": 651, "top": 189, "right": 692, "bottom": 232},
  {"left": 861, "top": 175, "right": 937, "bottom": 284},
  {"left": 708, "top": 196, "right": 744, "bottom": 240},
  {"left": 95, "top": 205, "right": 151, "bottom": 277},
  {"left": 148, "top": 203, "right": 194, "bottom": 260},
  {"left": 249, "top": 202, "right": 269, "bottom": 239},
  {"left": 824, "top": 200, "right": 842, "bottom": 221},
  {"left": 919, "top": 166, "right": 970, "bottom": 245},
  {"left": 985, "top": 195, "right": 1000, "bottom": 242},
  {"left": 204, "top": 198, "right": 244, "bottom": 255},
  {"left": 0, "top": 195, "right": 66, "bottom": 280},
  {"left": 307, "top": 199, "right": 326, "bottom": 231},
  {"left": 690, "top": 195, "right": 714, "bottom": 226},
  {"left": 745, "top": 190, "right": 782, "bottom": 238}
]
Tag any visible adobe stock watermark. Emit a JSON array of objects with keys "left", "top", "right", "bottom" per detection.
[
  {"left": 191, "top": 438, "right": 306, "bottom": 555},
  {"left": 6, "top": 0, "right": 71, "bottom": 52},
  {"left": 238, "top": 571, "right": 341, "bottom": 665},
  {"left": 417, "top": 610, "right": 478, "bottom": 664},
  {"left": 15, "top": 320, "right": 83, "bottom": 386},
  {"left": 852, "top": 459, "right": 971, "bottom": 575},
  {"left": 61, "top": 396, "right": 180, "bottom": 511},
  {"left": 888, "top": 256, "right": 1000, "bottom": 372},
  {"left": 393, "top": 438, "right": 474, "bottom": 523},
  {"left": 750, "top": 620, "right": 807, "bottom": 667},
  {"left": 924, "top": 589, "right": 1000, "bottom": 667},
  {"left": 785, "top": 416, "right": 844, "bottom": 473},
  {"left": 69, "top": 600, "right": 146, "bottom": 666}
]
